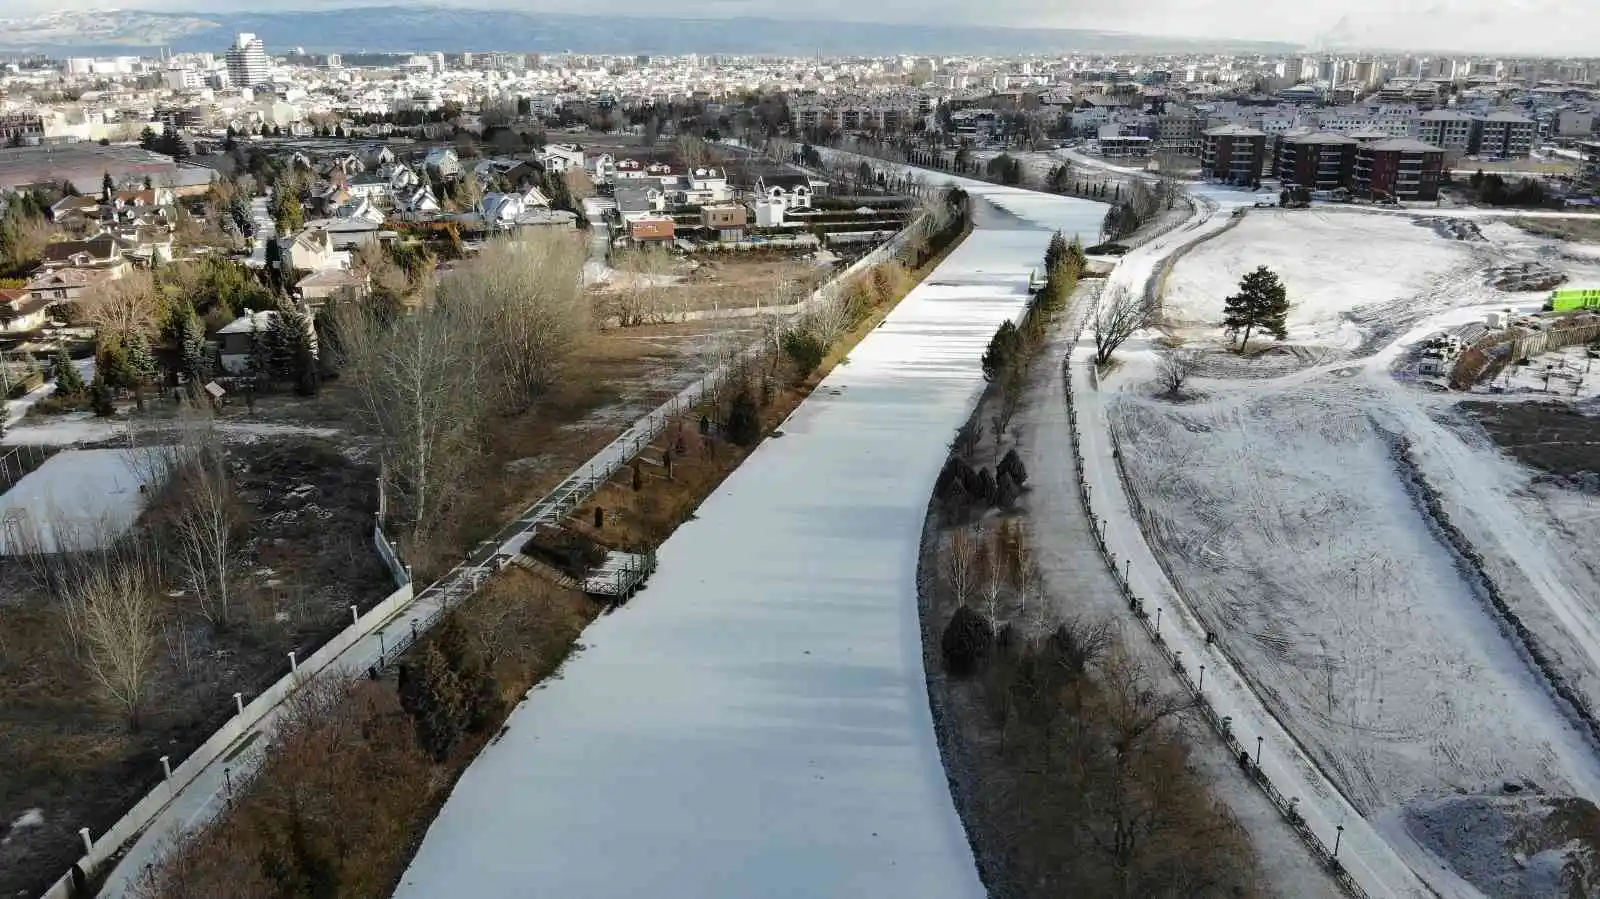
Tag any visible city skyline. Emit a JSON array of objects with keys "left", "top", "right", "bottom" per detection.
[{"left": 0, "top": 0, "right": 1597, "bottom": 56}]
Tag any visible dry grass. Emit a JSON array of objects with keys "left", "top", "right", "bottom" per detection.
[{"left": 1510, "top": 216, "right": 1600, "bottom": 243}]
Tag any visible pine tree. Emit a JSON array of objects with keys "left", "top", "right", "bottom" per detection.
[
  {"left": 95, "top": 339, "right": 133, "bottom": 388},
  {"left": 177, "top": 305, "right": 210, "bottom": 384},
  {"left": 982, "top": 320, "right": 1023, "bottom": 382},
  {"left": 53, "top": 349, "right": 86, "bottom": 396},
  {"left": 248, "top": 318, "right": 270, "bottom": 385},
  {"left": 398, "top": 644, "right": 470, "bottom": 761},
  {"left": 101, "top": 170, "right": 114, "bottom": 203},
  {"left": 1067, "top": 235, "right": 1087, "bottom": 271},
  {"left": 1044, "top": 230, "right": 1068, "bottom": 273},
  {"left": 89, "top": 376, "right": 115, "bottom": 416},
  {"left": 1222, "top": 265, "right": 1290, "bottom": 353},
  {"left": 264, "top": 308, "right": 297, "bottom": 383}
]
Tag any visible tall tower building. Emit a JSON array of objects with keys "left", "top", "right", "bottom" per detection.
[{"left": 226, "top": 32, "right": 269, "bottom": 88}]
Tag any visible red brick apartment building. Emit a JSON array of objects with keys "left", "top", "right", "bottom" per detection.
[
  {"left": 1353, "top": 138, "right": 1445, "bottom": 201},
  {"left": 1275, "top": 131, "right": 1358, "bottom": 191},
  {"left": 1200, "top": 125, "right": 1266, "bottom": 186}
]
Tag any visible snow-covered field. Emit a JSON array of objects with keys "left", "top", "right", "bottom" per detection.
[
  {"left": 1163, "top": 211, "right": 1482, "bottom": 352},
  {"left": 1113, "top": 384, "right": 1600, "bottom": 813},
  {"left": 392, "top": 187, "right": 1108, "bottom": 899},
  {"left": 0, "top": 448, "right": 152, "bottom": 552},
  {"left": 1084, "top": 198, "right": 1600, "bottom": 897}
]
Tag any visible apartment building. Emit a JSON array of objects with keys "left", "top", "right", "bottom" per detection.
[
  {"left": 1275, "top": 131, "right": 1358, "bottom": 190},
  {"left": 1156, "top": 105, "right": 1206, "bottom": 154},
  {"left": 1201, "top": 124, "right": 1266, "bottom": 185},
  {"left": 1473, "top": 111, "right": 1536, "bottom": 158},
  {"left": 1354, "top": 138, "right": 1444, "bottom": 201},
  {"left": 1415, "top": 109, "right": 1474, "bottom": 157}
]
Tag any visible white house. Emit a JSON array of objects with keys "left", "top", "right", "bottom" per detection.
[
  {"left": 755, "top": 173, "right": 813, "bottom": 210},
  {"left": 587, "top": 152, "right": 616, "bottom": 182},
  {"left": 683, "top": 166, "right": 731, "bottom": 204},
  {"left": 279, "top": 227, "right": 340, "bottom": 273},
  {"left": 424, "top": 147, "right": 462, "bottom": 179},
  {"left": 480, "top": 192, "right": 527, "bottom": 229},
  {"left": 396, "top": 184, "right": 441, "bottom": 215},
  {"left": 753, "top": 199, "right": 786, "bottom": 227},
  {"left": 541, "top": 143, "right": 585, "bottom": 173},
  {"left": 346, "top": 173, "right": 393, "bottom": 207}
]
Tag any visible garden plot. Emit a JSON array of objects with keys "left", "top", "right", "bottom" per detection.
[
  {"left": 1108, "top": 380, "right": 1600, "bottom": 818},
  {"left": 1161, "top": 211, "right": 1480, "bottom": 353},
  {"left": 0, "top": 448, "right": 152, "bottom": 552}
]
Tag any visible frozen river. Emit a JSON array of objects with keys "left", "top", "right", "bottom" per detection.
[{"left": 391, "top": 180, "right": 1106, "bottom": 898}]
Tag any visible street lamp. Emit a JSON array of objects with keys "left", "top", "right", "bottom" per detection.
[
  {"left": 1255, "top": 736, "right": 1264, "bottom": 767},
  {"left": 1155, "top": 607, "right": 1163, "bottom": 636},
  {"left": 1199, "top": 664, "right": 1206, "bottom": 692},
  {"left": 1334, "top": 824, "right": 1345, "bottom": 860}
]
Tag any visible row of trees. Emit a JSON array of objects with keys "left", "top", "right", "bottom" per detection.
[{"left": 333, "top": 231, "right": 589, "bottom": 552}]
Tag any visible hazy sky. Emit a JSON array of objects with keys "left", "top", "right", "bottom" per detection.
[{"left": 5, "top": 0, "right": 1596, "bottom": 54}]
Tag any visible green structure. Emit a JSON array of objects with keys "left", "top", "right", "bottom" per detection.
[{"left": 1549, "top": 285, "right": 1600, "bottom": 312}]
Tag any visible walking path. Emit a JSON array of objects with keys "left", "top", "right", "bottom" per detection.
[{"left": 390, "top": 191, "right": 1107, "bottom": 899}]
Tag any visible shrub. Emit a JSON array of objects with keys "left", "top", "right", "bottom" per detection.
[
  {"left": 999, "top": 448, "right": 1028, "bottom": 486},
  {"left": 724, "top": 386, "right": 762, "bottom": 447},
  {"left": 942, "top": 605, "right": 994, "bottom": 677},
  {"left": 982, "top": 320, "right": 1022, "bottom": 382},
  {"left": 781, "top": 329, "right": 826, "bottom": 382},
  {"left": 398, "top": 643, "right": 469, "bottom": 761}
]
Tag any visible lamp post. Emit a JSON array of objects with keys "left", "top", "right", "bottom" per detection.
[
  {"left": 1255, "top": 736, "right": 1264, "bottom": 767},
  {"left": 1199, "top": 664, "right": 1206, "bottom": 692},
  {"left": 1155, "top": 607, "right": 1163, "bottom": 636},
  {"left": 1334, "top": 824, "right": 1345, "bottom": 860}
]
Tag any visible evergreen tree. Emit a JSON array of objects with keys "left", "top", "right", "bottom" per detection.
[
  {"left": 248, "top": 317, "right": 270, "bottom": 384},
  {"left": 52, "top": 349, "right": 86, "bottom": 396},
  {"left": 89, "top": 376, "right": 115, "bottom": 416},
  {"left": 264, "top": 308, "right": 297, "bottom": 383},
  {"left": 101, "top": 170, "right": 114, "bottom": 203},
  {"left": 1044, "top": 230, "right": 1068, "bottom": 273},
  {"left": 175, "top": 304, "right": 210, "bottom": 383},
  {"left": 982, "top": 320, "right": 1023, "bottom": 382},
  {"left": 138, "top": 126, "right": 158, "bottom": 150},
  {"left": 398, "top": 643, "right": 470, "bottom": 761},
  {"left": 95, "top": 339, "right": 134, "bottom": 389},
  {"left": 1067, "top": 235, "right": 1087, "bottom": 271},
  {"left": 1222, "top": 265, "right": 1290, "bottom": 353},
  {"left": 334, "top": 124, "right": 346, "bottom": 138}
]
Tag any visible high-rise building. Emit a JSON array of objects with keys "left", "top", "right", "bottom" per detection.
[
  {"left": 1282, "top": 56, "right": 1304, "bottom": 84},
  {"left": 226, "top": 32, "right": 269, "bottom": 89}
]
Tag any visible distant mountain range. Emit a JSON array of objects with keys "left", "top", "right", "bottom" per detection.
[{"left": 0, "top": 7, "right": 1298, "bottom": 56}]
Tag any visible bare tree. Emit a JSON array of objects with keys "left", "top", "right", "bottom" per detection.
[
  {"left": 1155, "top": 348, "right": 1198, "bottom": 398},
  {"left": 81, "top": 268, "right": 161, "bottom": 344},
  {"left": 71, "top": 551, "right": 161, "bottom": 727},
  {"left": 436, "top": 232, "right": 589, "bottom": 408},
  {"left": 170, "top": 415, "right": 238, "bottom": 626},
  {"left": 1094, "top": 286, "right": 1151, "bottom": 366},
  {"left": 605, "top": 246, "right": 679, "bottom": 327},
  {"left": 333, "top": 295, "right": 486, "bottom": 549},
  {"left": 943, "top": 527, "right": 979, "bottom": 607},
  {"left": 979, "top": 531, "right": 1006, "bottom": 634}
]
